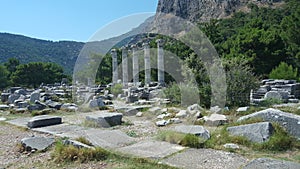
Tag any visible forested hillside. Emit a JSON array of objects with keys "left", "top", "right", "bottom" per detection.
[
  {"left": 0, "top": 33, "right": 84, "bottom": 74},
  {"left": 200, "top": 0, "right": 300, "bottom": 77}
]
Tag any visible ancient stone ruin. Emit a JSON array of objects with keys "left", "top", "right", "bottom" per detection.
[{"left": 251, "top": 79, "right": 300, "bottom": 104}]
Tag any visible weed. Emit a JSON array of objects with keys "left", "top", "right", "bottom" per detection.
[
  {"left": 75, "top": 137, "right": 93, "bottom": 146},
  {"left": 139, "top": 107, "right": 150, "bottom": 112},
  {"left": 31, "top": 109, "right": 55, "bottom": 116},
  {"left": 110, "top": 84, "right": 123, "bottom": 97},
  {"left": 51, "top": 140, "right": 176, "bottom": 168},
  {"left": 52, "top": 140, "right": 109, "bottom": 163},
  {"left": 157, "top": 130, "right": 204, "bottom": 148},
  {"left": 180, "top": 134, "right": 205, "bottom": 148},
  {"left": 193, "top": 119, "right": 205, "bottom": 125},
  {"left": 10, "top": 108, "right": 27, "bottom": 114},
  {"left": 122, "top": 120, "right": 134, "bottom": 126},
  {"left": 82, "top": 120, "right": 99, "bottom": 128},
  {"left": 126, "top": 131, "right": 138, "bottom": 138},
  {"left": 277, "top": 107, "right": 300, "bottom": 116},
  {"left": 253, "top": 123, "right": 299, "bottom": 152},
  {"left": 204, "top": 127, "right": 250, "bottom": 149},
  {"left": 98, "top": 106, "right": 109, "bottom": 111},
  {"left": 230, "top": 117, "right": 264, "bottom": 126},
  {"left": 15, "top": 143, "right": 25, "bottom": 153},
  {"left": 258, "top": 98, "right": 282, "bottom": 107},
  {"left": 78, "top": 105, "right": 93, "bottom": 113}
]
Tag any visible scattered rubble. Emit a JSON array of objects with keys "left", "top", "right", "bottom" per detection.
[{"left": 251, "top": 79, "right": 300, "bottom": 104}]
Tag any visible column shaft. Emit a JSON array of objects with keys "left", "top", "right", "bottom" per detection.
[
  {"left": 122, "top": 47, "right": 128, "bottom": 87},
  {"left": 111, "top": 49, "right": 118, "bottom": 84},
  {"left": 143, "top": 43, "right": 151, "bottom": 85},
  {"left": 157, "top": 39, "right": 165, "bottom": 86},
  {"left": 132, "top": 45, "right": 139, "bottom": 86}
]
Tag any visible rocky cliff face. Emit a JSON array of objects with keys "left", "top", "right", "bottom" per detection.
[{"left": 156, "top": 0, "right": 283, "bottom": 22}]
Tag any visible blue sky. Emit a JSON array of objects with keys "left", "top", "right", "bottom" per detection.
[{"left": 0, "top": 0, "right": 158, "bottom": 42}]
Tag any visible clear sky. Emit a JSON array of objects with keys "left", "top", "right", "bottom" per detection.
[{"left": 0, "top": 0, "right": 159, "bottom": 42}]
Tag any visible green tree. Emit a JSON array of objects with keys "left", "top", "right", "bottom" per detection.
[
  {"left": 269, "top": 62, "right": 298, "bottom": 80},
  {"left": 223, "top": 58, "right": 260, "bottom": 106},
  {"left": 96, "top": 53, "right": 112, "bottom": 84},
  {"left": 0, "top": 65, "right": 10, "bottom": 90},
  {"left": 280, "top": 0, "right": 300, "bottom": 61},
  {"left": 4, "top": 58, "right": 20, "bottom": 74},
  {"left": 11, "top": 62, "right": 65, "bottom": 88}
]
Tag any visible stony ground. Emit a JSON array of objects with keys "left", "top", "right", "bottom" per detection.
[
  {"left": 0, "top": 122, "right": 112, "bottom": 169},
  {"left": 1, "top": 105, "right": 300, "bottom": 169}
]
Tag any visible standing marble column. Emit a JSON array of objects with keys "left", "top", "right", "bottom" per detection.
[
  {"left": 143, "top": 42, "right": 151, "bottom": 85},
  {"left": 111, "top": 49, "right": 118, "bottom": 84},
  {"left": 156, "top": 39, "right": 165, "bottom": 86},
  {"left": 121, "top": 46, "right": 128, "bottom": 87},
  {"left": 131, "top": 45, "right": 139, "bottom": 86}
]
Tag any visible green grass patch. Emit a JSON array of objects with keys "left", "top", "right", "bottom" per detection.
[
  {"left": 126, "top": 131, "right": 138, "bottom": 138},
  {"left": 230, "top": 117, "right": 264, "bottom": 127},
  {"left": 52, "top": 140, "right": 108, "bottom": 163},
  {"left": 82, "top": 120, "right": 99, "bottom": 128},
  {"left": 253, "top": 123, "right": 300, "bottom": 152},
  {"left": 75, "top": 137, "right": 93, "bottom": 146},
  {"left": 139, "top": 107, "right": 150, "bottom": 112},
  {"left": 277, "top": 106, "right": 300, "bottom": 116},
  {"left": 51, "top": 140, "right": 176, "bottom": 168},
  {"left": 204, "top": 127, "right": 251, "bottom": 149},
  {"left": 122, "top": 120, "right": 134, "bottom": 126},
  {"left": 157, "top": 130, "right": 205, "bottom": 148},
  {"left": 107, "top": 153, "right": 177, "bottom": 169},
  {"left": 31, "top": 109, "right": 55, "bottom": 116},
  {"left": 257, "top": 98, "right": 282, "bottom": 107}
]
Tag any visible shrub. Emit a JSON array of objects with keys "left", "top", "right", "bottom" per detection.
[
  {"left": 75, "top": 137, "right": 93, "bottom": 146},
  {"left": 163, "top": 82, "right": 200, "bottom": 106},
  {"left": 52, "top": 140, "right": 108, "bottom": 163},
  {"left": 162, "top": 82, "right": 181, "bottom": 105},
  {"left": 254, "top": 123, "right": 298, "bottom": 152},
  {"left": 204, "top": 127, "right": 250, "bottom": 149},
  {"left": 180, "top": 134, "right": 205, "bottom": 148},
  {"left": 126, "top": 131, "right": 138, "bottom": 137},
  {"left": 110, "top": 83, "right": 123, "bottom": 97},
  {"left": 257, "top": 98, "right": 282, "bottom": 107},
  {"left": 231, "top": 117, "right": 264, "bottom": 126},
  {"left": 31, "top": 109, "right": 55, "bottom": 116},
  {"left": 269, "top": 62, "right": 298, "bottom": 80},
  {"left": 82, "top": 120, "right": 99, "bottom": 128},
  {"left": 223, "top": 58, "right": 260, "bottom": 107},
  {"left": 157, "top": 131, "right": 204, "bottom": 148}
]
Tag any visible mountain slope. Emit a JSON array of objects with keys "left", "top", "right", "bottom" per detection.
[
  {"left": 156, "top": 0, "right": 284, "bottom": 22},
  {"left": 0, "top": 33, "right": 84, "bottom": 74}
]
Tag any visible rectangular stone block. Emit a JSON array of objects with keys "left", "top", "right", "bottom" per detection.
[
  {"left": 27, "top": 115, "right": 62, "bottom": 128},
  {"left": 238, "top": 108, "right": 300, "bottom": 139},
  {"left": 86, "top": 112, "right": 122, "bottom": 128}
]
